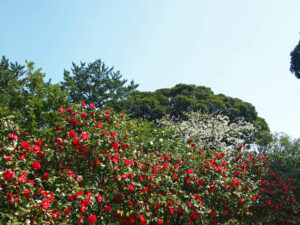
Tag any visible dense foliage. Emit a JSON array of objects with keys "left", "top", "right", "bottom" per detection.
[
  {"left": 290, "top": 38, "right": 300, "bottom": 79},
  {"left": 61, "top": 59, "right": 138, "bottom": 110},
  {"left": 0, "top": 57, "right": 68, "bottom": 134},
  {"left": 0, "top": 105, "right": 298, "bottom": 224},
  {"left": 121, "top": 84, "right": 271, "bottom": 146},
  {"left": 0, "top": 56, "right": 299, "bottom": 224},
  {"left": 260, "top": 133, "right": 300, "bottom": 201}
]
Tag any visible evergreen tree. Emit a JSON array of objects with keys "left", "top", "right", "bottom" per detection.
[
  {"left": 61, "top": 59, "right": 138, "bottom": 110},
  {"left": 290, "top": 37, "right": 300, "bottom": 79}
]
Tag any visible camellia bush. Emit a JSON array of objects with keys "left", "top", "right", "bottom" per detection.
[{"left": 0, "top": 104, "right": 298, "bottom": 224}]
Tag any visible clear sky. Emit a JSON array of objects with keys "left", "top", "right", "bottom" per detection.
[{"left": 1, "top": 0, "right": 300, "bottom": 138}]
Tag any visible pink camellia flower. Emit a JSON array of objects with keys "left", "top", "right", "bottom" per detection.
[
  {"left": 32, "top": 161, "right": 41, "bottom": 171},
  {"left": 81, "top": 133, "right": 89, "bottom": 140},
  {"left": 3, "top": 170, "right": 15, "bottom": 181},
  {"left": 58, "top": 108, "right": 65, "bottom": 114},
  {"left": 9, "top": 133, "right": 18, "bottom": 140}
]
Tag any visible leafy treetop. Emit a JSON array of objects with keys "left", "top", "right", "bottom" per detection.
[
  {"left": 61, "top": 59, "right": 139, "bottom": 109},
  {"left": 290, "top": 37, "right": 300, "bottom": 79}
]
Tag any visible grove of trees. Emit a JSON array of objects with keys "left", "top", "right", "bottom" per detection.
[{"left": 0, "top": 55, "right": 299, "bottom": 224}]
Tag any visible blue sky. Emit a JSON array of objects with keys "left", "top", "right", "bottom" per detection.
[{"left": 1, "top": 0, "right": 300, "bottom": 138}]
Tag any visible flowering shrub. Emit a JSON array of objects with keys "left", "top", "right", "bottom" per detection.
[
  {"left": 0, "top": 105, "right": 298, "bottom": 224},
  {"left": 158, "top": 111, "right": 256, "bottom": 152}
]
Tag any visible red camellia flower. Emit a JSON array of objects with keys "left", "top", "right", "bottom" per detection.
[
  {"left": 32, "top": 161, "right": 41, "bottom": 171},
  {"left": 88, "top": 215, "right": 97, "bottom": 224},
  {"left": 69, "top": 131, "right": 76, "bottom": 138},
  {"left": 110, "top": 132, "right": 116, "bottom": 138},
  {"left": 69, "top": 118, "right": 77, "bottom": 125},
  {"left": 97, "top": 194, "right": 102, "bottom": 202},
  {"left": 41, "top": 199, "right": 50, "bottom": 210},
  {"left": 104, "top": 205, "right": 112, "bottom": 213},
  {"left": 157, "top": 220, "right": 164, "bottom": 225},
  {"left": 44, "top": 173, "right": 50, "bottom": 180},
  {"left": 124, "top": 159, "right": 133, "bottom": 166},
  {"left": 169, "top": 208, "right": 175, "bottom": 214},
  {"left": 18, "top": 171, "right": 27, "bottom": 183},
  {"left": 138, "top": 214, "right": 144, "bottom": 221},
  {"left": 64, "top": 207, "right": 71, "bottom": 215},
  {"left": 105, "top": 110, "right": 111, "bottom": 115},
  {"left": 81, "top": 102, "right": 86, "bottom": 107},
  {"left": 128, "top": 185, "right": 134, "bottom": 191},
  {"left": 210, "top": 210, "right": 216, "bottom": 216},
  {"left": 56, "top": 138, "right": 63, "bottom": 144},
  {"left": 73, "top": 138, "right": 80, "bottom": 145},
  {"left": 81, "top": 113, "right": 87, "bottom": 119},
  {"left": 89, "top": 103, "right": 95, "bottom": 108},
  {"left": 128, "top": 216, "right": 135, "bottom": 224},
  {"left": 21, "top": 141, "right": 30, "bottom": 150},
  {"left": 3, "top": 170, "right": 15, "bottom": 181},
  {"left": 111, "top": 142, "right": 119, "bottom": 149}
]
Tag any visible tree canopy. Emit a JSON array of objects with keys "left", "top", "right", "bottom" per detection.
[
  {"left": 61, "top": 59, "right": 139, "bottom": 109},
  {"left": 290, "top": 37, "right": 300, "bottom": 79},
  {"left": 0, "top": 56, "right": 25, "bottom": 114},
  {"left": 0, "top": 57, "right": 68, "bottom": 134},
  {"left": 121, "top": 84, "right": 271, "bottom": 145}
]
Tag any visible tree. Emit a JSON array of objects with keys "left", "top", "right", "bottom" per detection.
[
  {"left": 123, "top": 84, "right": 271, "bottom": 146},
  {"left": 17, "top": 61, "right": 69, "bottom": 134},
  {"left": 290, "top": 38, "right": 300, "bottom": 79},
  {"left": 61, "top": 59, "right": 138, "bottom": 110},
  {"left": 1, "top": 57, "right": 69, "bottom": 134},
  {"left": 0, "top": 56, "right": 25, "bottom": 116}
]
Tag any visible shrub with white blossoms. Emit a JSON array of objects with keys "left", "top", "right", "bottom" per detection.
[{"left": 158, "top": 111, "right": 256, "bottom": 151}]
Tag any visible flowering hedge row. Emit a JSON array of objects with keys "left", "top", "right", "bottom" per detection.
[{"left": 0, "top": 104, "right": 298, "bottom": 224}]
